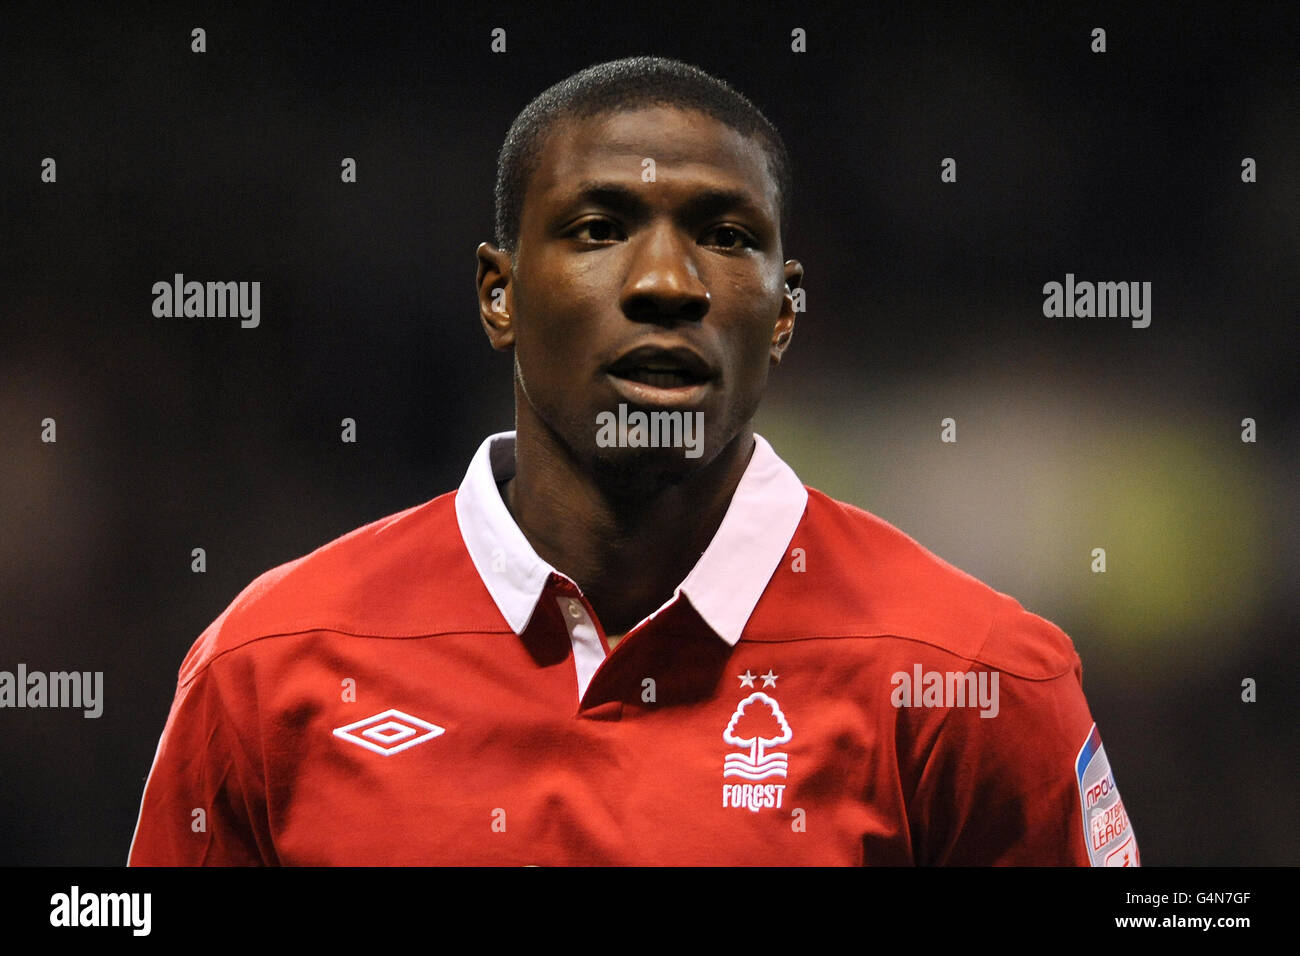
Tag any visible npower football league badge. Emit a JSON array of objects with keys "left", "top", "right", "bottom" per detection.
[{"left": 1075, "top": 722, "right": 1139, "bottom": 866}]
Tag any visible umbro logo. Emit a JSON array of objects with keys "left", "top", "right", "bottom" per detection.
[{"left": 333, "top": 708, "right": 445, "bottom": 756}]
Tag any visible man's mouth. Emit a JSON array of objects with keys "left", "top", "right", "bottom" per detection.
[
  {"left": 610, "top": 365, "right": 709, "bottom": 389},
  {"left": 605, "top": 344, "right": 715, "bottom": 388},
  {"left": 604, "top": 345, "right": 716, "bottom": 409}
]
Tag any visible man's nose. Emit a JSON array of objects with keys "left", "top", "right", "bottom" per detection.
[{"left": 620, "top": 224, "right": 711, "bottom": 324}]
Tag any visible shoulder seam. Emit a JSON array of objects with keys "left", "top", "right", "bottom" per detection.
[
  {"left": 738, "top": 631, "right": 1075, "bottom": 681},
  {"left": 180, "top": 624, "right": 515, "bottom": 689}
]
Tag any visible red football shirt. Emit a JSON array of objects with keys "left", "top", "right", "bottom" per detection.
[{"left": 128, "top": 432, "right": 1138, "bottom": 866}]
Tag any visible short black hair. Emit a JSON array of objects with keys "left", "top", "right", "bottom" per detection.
[{"left": 494, "top": 56, "right": 792, "bottom": 255}]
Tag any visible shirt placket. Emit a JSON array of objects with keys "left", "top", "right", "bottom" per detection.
[{"left": 549, "top": 576, "right": 610, "bottom": 705}]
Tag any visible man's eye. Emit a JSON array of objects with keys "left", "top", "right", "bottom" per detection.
[
  {"left": 704, "top": 226, "right": 756, "bottom": 250},
  {"left": 569, "top": 219, "right": 623, "bottom": 242}
]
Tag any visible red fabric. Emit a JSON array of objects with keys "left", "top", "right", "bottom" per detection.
[{"left": 129, "top": 488, "right": 1135, "bottom": 865}]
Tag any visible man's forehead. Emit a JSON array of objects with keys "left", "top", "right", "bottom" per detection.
[{"left": 530, "top": 106, "right": 778, "bottom": 211}]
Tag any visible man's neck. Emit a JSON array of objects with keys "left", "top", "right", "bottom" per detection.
[{"left": 500, "top": 422, "right": 755, "bottom": 638}]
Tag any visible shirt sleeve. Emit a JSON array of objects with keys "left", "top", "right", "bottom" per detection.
[
  {"left": 905, "top": 609, "right": 1139, "bottom": 866},
  {"left": 128, "top": 654, "right": 274, "bottom": 866}
]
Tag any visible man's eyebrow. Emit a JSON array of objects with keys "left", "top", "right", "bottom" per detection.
[
  {"left": 679, "top": 186, "right": 771, "bottom": 225},
  {"left": 562, "top": 181, "right": 649, "bottom": 217},
  {"left": 558, "top": 180, "right": 772, "bottom": 226}
]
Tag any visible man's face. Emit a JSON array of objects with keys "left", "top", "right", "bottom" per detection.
[{"left": 479, "top": 105, "right": 802, "bottom": 486}]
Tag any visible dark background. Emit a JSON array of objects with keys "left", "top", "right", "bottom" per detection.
[{"left": 2, "top": 0, "right": 1296, "bottom": 865}]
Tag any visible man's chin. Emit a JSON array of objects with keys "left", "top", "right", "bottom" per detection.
[
  {"left": 584, "top": 401, "right": 714, "bottom": 484},
  {"left": 587, "top": 442, "right": 709, "bottom": 497}
]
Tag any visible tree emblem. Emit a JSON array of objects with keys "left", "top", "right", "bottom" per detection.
[{"left": 723, "top": 692, "right": 792, "bottom": 780}]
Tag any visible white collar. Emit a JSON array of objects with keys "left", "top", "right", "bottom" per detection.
[{"left": 454, "top": 431, "right": 808, "bottom": 644}]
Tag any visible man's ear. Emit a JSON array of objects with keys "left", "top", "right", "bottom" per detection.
[
  {"left": 771, "top": 259, "right": 803, "bottom": 365},
  {"left": 476, "top": 242, "right": 515, "bottom": 350}
]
